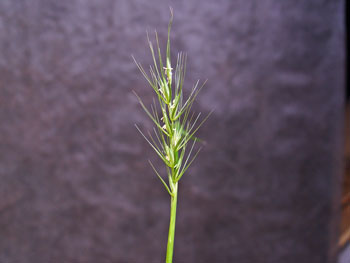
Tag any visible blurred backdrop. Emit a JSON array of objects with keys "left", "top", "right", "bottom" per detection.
[{"left": 0, "top": 0, "right": 345, "bottom": 263}]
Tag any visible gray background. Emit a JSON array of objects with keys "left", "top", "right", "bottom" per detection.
[{"left": 0, "top": 0, "right": 345, "bottom": 262}]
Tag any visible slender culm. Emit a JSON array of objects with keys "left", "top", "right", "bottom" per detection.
[{"left": 132, "top": 8, "right": 211, "bottom": 263}]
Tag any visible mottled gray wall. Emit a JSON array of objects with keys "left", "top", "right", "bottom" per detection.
[{"left": 0, "top": 0, "right": 345, "bottom": 263}]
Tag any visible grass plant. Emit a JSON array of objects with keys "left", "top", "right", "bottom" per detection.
[{"left": 132, "top": 8, "right": 211, "bottom": 263}]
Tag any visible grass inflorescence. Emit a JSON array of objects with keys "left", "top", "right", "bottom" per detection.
[{"left": 132, "top": 8, "right": 211, "bottom": 263}]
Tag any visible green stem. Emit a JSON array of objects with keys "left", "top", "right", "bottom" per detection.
[{"left": 166, "top": 182, "right": 178, "bottom": 263}]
